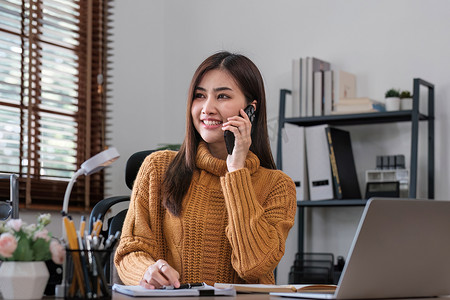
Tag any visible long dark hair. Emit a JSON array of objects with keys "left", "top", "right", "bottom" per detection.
[{"left": 162, "top": 51, "right": 276, "bottom": 216}]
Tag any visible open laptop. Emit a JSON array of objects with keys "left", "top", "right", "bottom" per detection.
[{"left": 272, "top": 198, "right": 450, "bottom": 299}]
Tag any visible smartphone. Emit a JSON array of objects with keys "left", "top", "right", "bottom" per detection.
[{"left": 224, "top": 104, "right": 256, "bottom": 155}]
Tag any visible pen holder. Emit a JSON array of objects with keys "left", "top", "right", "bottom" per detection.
[{"left": 64, "top": 249, "right": 112, "bottom": 300}]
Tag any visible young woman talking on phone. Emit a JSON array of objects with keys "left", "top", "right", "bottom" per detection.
[{"left": 114, "top": 51, "right": 296, "bottom": 288}]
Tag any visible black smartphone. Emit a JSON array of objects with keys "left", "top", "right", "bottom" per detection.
[{"left": 224, "top": 104, "right": 256, "bottom": 155}]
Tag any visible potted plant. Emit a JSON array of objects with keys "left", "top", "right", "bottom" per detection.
[
  {"left": 0, "top": 214, "right": 65, "bottom": 300},
  {"left": 385, "top": 88, "right": 400, "bottom": 111},
  {"left": 400, "top": 90, "right": 413, "bottom": 110}
]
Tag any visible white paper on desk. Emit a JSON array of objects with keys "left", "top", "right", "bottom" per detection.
[{"left": 112, "top": 283, "right": 236, "bottom": 297}]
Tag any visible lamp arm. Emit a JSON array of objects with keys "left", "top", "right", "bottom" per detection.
[{"left": 62, "top": 169, "right": 84, "bottom": 215}]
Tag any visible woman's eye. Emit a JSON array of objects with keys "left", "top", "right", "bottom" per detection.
[
  {"left": 194, "top": 93, "right": 205, "bottom": 99},
  {"left": 218, "top": 94, "right": 230, "bottom": 99}
]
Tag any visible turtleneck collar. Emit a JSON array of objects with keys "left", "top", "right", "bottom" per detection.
[{"left": 195, "top": 141, "right": 260, "bottom": 177}]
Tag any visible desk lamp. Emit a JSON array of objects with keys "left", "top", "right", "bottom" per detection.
[
  {"left": 55, "top": 147, "right": 119, "bottom": 298},
  {"left": 61, "top": 147, "right": 120, "bottom": 215}
]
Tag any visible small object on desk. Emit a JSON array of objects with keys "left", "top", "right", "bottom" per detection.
[{"left": 163, "top": 282, "right": 204, "bottom": 289}]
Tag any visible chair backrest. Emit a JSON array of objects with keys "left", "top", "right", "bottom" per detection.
[{"left": 125, "top": 150, "right": 155, "bottom": 190}]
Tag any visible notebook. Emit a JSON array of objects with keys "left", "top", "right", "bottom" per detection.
[{"left": 272, "top": 198, "right": 450, "bottom": 299}]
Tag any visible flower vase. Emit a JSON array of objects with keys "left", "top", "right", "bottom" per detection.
[{"left": 0, "top": 261, "right": 49, "bottom": 300}]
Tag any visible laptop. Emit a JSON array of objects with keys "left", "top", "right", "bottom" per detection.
[{"left": 272, "top": 198, "right": 450, "bottom": 299}]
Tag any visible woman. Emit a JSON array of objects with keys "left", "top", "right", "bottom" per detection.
[{"left": 114, "top": 51, "right": 296, "bottom": 289}]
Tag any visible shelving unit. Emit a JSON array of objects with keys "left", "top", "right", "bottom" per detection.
[{"left": 276, "top": 78, "right": 435, "bottom": 254}]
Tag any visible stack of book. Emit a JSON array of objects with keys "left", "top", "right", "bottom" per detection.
[
  {"left": 291, "top": 57, "right": 359, "bottom": 117},
  {"left": 291, "top": 57, "right": 387, "bottom": 117},
  {"left": 332, "top": 98, "right": 385, "bottom": 114}
]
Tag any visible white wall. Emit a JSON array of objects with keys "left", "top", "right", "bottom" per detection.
[{"left": 107, "top": 0, "right": 450, "bottom": 284}]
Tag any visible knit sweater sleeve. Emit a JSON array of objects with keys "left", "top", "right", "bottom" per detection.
[
  {"left": 220, "top": 168, "right": 296, "bottom": 282},
  {"left": 114, "top": 151, "right": 172, "bottom": 285}
]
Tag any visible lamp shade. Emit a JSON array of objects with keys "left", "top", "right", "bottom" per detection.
[
  {"left": 62, "top": 147, "right": 120, "bottom": 215},
  {"left": 80, "top": 147, "right": 120, "bottom": 175}
]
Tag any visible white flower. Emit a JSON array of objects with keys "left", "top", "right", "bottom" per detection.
[
  {"left": 38, "top": 214, "right": 51, "bottom": 227},
  {"left": 6, "top": 219, "right": 23, "bottom": 232},
  {"left": 23, "top": 224, "right": 37, "bottom": 237}
]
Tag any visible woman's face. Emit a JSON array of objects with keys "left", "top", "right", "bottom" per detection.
[{"left": 191, "top": 69, "right": 247, "bottom": 152}]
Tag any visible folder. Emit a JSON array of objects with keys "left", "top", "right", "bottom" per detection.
[
  {"left": 305, "top": 124, "right": 334, "bottom": 201},
  {"left": 282, "top": 123, "right": 309, "bottom": 201},
  {"left": 325, "top": 127, "right": 361, "bottom": 199}
]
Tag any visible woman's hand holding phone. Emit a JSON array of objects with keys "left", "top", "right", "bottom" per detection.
[{"left": 222, "top": 105, "right": 255, "bottom": 172}]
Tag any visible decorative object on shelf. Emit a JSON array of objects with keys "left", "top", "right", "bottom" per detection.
[
  {"left": 384, "top": 88, "right": 401, "bottom": 111},
  {"left": 0, "top": 214, "right": 65, "bottom": 299},
  {"left": 400, "top": 90, "right": 413, "bottom": 110}
]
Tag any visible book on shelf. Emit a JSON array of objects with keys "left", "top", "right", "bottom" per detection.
[
  {"left": 300, "top": 57, "right": 307, "bottom": 117},
  {"left": 291, "top": 58, "right": 301, "bottom": 118},
  {"left": 334, "top": 70, "right": 356, "bottom": 101},
  {"left": 307, "top": 57, "right": 331, "bottom": 117},
  {"left": 325, "top": 127, "right": 361, "bottom": 199},
  {"left": 314, "top": 71, "right": 323, "bottom": 117},
  {"left": 214, "top": 283, "right": 337, "bottom": 294},
  {"left": 323, "top": 70, "right": 333, "bottom": 115},
  {"left": 332, "top": 97, "right": 385, "bottom": 114}
]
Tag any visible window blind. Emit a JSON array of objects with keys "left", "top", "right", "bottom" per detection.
[{"left": 0, "top": 0, "right": 113, "bottom": 211}]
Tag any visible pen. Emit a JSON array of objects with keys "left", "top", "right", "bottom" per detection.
[
  {"left": 79, "top": 215, "right": 86, "bottom": 238},
  {"left": 163, "top": 282, "right": 205, "bottom": 290},
  {"left": 91, "top": 217, "right": 102, "bottom": 237}
]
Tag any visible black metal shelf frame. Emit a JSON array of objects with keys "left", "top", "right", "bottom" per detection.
[{"left": 276, "top": 78, "right": 435, "bottom": 253}]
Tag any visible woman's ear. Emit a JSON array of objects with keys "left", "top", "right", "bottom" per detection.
[{"left": 251, "top": 100, "right": 257, "bottom": 111}]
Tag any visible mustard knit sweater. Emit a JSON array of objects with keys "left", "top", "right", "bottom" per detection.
[{"left": 114, "top": 142, "right": 297, "bottom": 286}]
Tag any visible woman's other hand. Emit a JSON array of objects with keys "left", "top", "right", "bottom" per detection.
[{"left": 139, "top": 259, "right": 180, "bottom": 289}]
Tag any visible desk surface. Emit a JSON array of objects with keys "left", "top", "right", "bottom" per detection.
[
  {"left": 112, "top": 292, "right": 270, "bottom": 300},
  {"left": 2, "top": 293, "right": 450, "bottom": 300},
  {"left": 111, "top": 293, "right": 450, "bottom": 300}
]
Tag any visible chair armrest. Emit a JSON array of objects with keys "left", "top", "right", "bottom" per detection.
[{"left": 89, "top": 195, "right": 130, "bottom": 234}]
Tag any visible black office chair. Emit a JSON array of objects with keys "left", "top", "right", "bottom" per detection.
[{"left": 88, "top": 149, "right": 154, "bottom": 284}]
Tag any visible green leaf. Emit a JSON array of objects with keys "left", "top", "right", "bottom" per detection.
[
  {"left": 32, "top": 238, "right": 51, "bottom": 261},
  {"left": 13, "top": 237, "right": 34, "bottom": 261}
]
